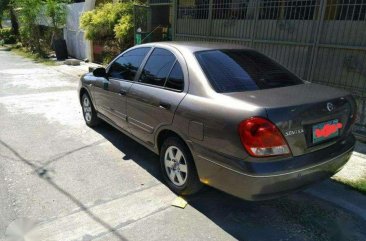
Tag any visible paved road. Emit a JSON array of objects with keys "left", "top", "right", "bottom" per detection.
[{"left": 0, "top": 50, "right": 365, "bottom": 241}]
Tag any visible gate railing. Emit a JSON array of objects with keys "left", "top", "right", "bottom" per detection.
[{"left": 174, "top": 0, "right": 366, "bottom": 137}]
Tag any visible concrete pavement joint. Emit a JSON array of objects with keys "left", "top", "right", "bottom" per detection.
[
  {"left": 25, "top": 185, "right": 176, "bottom": 241},
  {"left": 43, "top": 182, "right": 162, "bottom": 224},
  {"left": 90, "top": 206, "right": 174, "bottom": 241}
]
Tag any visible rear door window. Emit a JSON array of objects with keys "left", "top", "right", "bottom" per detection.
[
  {"left": 108, "top": 47, "right": 151, "bottom": 81},
  {"left": 195, "top": 50, "right": 303, "bottom": 93},
  {"left": 139, "top": 48, "right": 176, "bottom": 87},
  {"left": 165, "top": 62, "right": 184, "bottom": 91}
]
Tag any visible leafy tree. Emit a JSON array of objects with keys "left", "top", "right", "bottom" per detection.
[
  {"left": 45, "top": 0, "right": 69, "bottom": 39},
  {"left": 14, "top": 0, "right": 44, "bottom": 53},
  {"left": 14, "top": 0, "right": 68, "bottom": 55},
  {"left": 0, "top": 0, "right": 9, "bottom": 28},
  {"left": 0, "top": 0, "right": 20, "bottom": 37}
]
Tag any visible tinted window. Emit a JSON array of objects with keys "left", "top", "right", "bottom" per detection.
[
  {"left": 108, "top": 47, "right": 150, "bottom": 81},
  {"left": 165, "top": 62, "right": 184, "bottom": 91},
  {"left": 195, "top": 50, "right": 303, "bottom": 93},
  {"left": 139, "top": 48, "right": 176, "bottom": 87}
]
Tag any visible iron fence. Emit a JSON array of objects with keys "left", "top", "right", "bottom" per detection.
[{"left": 174, "top": 0, "right": 366, "bottom": 137}]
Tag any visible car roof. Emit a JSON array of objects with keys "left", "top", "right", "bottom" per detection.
[{"left": 138, "top": 41, "right": 253, "bottom": 53}]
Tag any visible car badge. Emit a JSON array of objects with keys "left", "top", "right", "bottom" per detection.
[{"left": 326, "top": 102, "right": 334, "bottom": 112}]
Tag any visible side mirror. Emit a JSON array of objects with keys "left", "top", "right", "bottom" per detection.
[{"left": 93, "top": 67, "right": 107, "bottom": 78}]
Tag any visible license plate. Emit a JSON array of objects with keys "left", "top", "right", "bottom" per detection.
[{"left": 312, "top": 119, "right": 342, "bottom": 144}]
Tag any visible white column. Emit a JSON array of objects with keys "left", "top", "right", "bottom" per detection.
[{"left": 83, "top": 0, "right": 96, "bottom": 61}]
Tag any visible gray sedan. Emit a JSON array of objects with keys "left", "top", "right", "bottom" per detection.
[{"left": 78, "top": 42, "right": 356, "bottom": 200}]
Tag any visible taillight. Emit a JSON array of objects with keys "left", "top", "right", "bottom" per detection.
[{"left": 238, "top": 117, "right": 291, "bottom": 157}]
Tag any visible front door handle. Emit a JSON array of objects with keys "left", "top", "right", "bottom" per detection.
[
  {"left": 159, "top": 102, "right": 171, "bottom": 110},
  {"left": 119, "top": 90, "right": 127, "bottom": 96}
]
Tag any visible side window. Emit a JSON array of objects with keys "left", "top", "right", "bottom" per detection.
[
  {"left": 165, "top": 62, "right": 184, "bottom": 91},
  {"left": 108, "top": 47, "right": 150, "bottom": 81},
  {"left": 139, "top": 48, "right": 176, "bottom": 87}
]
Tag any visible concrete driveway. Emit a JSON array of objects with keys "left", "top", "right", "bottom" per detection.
[{"left": 0, "top": 50, "right": 365, "bottom": 241}]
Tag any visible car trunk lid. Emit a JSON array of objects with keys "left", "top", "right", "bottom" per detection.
[{"left": 224, "top": 83, "right": 356, "bottom": 156}]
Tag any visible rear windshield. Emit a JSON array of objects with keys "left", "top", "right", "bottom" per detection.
[{"left": 195, "top": 50, "right": 303, "bottom": 93}]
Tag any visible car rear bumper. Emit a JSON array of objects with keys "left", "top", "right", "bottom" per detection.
[{"left": 193, "top": 134, "right": 355, "bottom": 200}]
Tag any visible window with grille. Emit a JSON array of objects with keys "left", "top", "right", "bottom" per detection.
[{"left": 177, "top": 0, "right": 209, "bottom": 19}]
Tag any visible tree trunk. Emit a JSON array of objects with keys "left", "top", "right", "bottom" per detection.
[{"left": 9, "top": 7, "right": 19, "bottom": 38}]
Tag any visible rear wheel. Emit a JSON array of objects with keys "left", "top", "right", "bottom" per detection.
[
  {"left": 81, "top": 93, "right": 100, "bottom": 127},
  {"left": 160, "top": 136, "right": 203, "bottom": 196}
]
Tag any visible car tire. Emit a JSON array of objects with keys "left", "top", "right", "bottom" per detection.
[
  {"left": 160, "top": 136, "right": 203, "bottom": 196},
  {"left": 81, "top": 93, "right": 100, "bottom": 127}
]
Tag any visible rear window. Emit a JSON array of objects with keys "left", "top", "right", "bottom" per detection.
[{"left": 195, "top": 50, "right": 303, "bottom": 93}]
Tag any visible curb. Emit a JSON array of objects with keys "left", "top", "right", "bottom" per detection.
[{"left": 304, "top": 180, "right": 366, "bottom": 221}]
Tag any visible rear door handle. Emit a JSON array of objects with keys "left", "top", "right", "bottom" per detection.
[
  {"left": 159, "top": 102, "right": 171, "bottom": 110},
  {"left": 119, "top": 90, "right": 127, "bottom": 96}
]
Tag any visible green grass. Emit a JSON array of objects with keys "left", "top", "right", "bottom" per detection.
[
  {"left": 10, "top": 47, "right": 56, "bottom": 66},
  {"left": 334, "top": 177, "right": 366, "bottom": 194}
]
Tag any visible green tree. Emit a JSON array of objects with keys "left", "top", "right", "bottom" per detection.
[
  {"left": 0, "top": 0, "right": 20, "bottom": 37},
  {"left": 14, "top": 0, "right": 68, "bottom": 55},
  {"left": 45, "top": 0, "right": 69, "bottom": 40},
  {"left": 14, "top": 0, "right": 44, "bottom": 54}
]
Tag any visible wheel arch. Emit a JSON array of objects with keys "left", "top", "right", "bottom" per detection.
[
  {"left": 156, "top": 128, "right": 193, "bottom": 156},
  {"left": 79, "top": 87, "right": 92, "bottom": 105}
]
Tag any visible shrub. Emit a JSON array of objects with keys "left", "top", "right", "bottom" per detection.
[
  {"left": 0, "top": 27, "right": 16, "bottom": 44},
  {"left": 80, "top": 2, "right": 134, "bottom": 51}
]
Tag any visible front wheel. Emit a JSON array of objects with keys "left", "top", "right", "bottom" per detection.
[
  {"left": 81, "top": 93, "right": 100, "bottom": 127},
  {"left": 160, "top": 137, "right": 203, "bottom": 196}
]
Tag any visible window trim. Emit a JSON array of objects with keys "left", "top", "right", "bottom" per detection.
[{"left": 134, "top": 47, "right": 185, "bottom": 93}]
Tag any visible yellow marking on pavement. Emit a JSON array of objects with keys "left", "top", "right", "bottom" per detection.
[{"left": 171, "top": 196, "right": 187, "bottom": 209}]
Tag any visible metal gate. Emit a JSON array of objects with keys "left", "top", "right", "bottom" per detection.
[
  {"left": 173, "top": 0, "right": 366, "bottom": 138},
  {"left": 135, "top": 1, "right": 173, "bottom": 44},
  {"left": 134, "top": 4, "right": 151, "bottom": 43}
]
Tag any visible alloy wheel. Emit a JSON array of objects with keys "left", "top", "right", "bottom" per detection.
[
  {"left": 164, "top": 146, "right": 188, "bottom": 186},
  {"left": 83, "top": 96, "right": 92, "bottom": 122}
]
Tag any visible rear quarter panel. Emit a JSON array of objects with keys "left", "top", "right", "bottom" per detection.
[{"left": 171, "top": 49, "right": 267, "bottom": 173}]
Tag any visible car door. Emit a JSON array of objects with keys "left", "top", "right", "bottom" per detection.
[
  {"left": 126, "top": 47, "right": 187, "bottom": 146},
  {"left": 92, "top": 47, "right": 151, "bottom": 129}
]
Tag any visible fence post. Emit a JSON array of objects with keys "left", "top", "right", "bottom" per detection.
[
  {"left": 250, "top": 0, "right": 260, "bottom": 48},
  {"left": 208, "top": 0, "right": 214, "bottom": 38},
  {"left": 172, "top": 0, "right": 177, "bottom": 40},
  {"left": 306, "top": 0, "right": 327, "bottom": 82}
]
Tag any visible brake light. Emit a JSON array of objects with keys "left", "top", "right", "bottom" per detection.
[{"left": 238, "top": 117, "right": 291, "bottom": 157}]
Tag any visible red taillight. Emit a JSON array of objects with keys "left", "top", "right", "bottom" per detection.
[{"left": 238, "top": 117, "right": 291, "bottom": 157}]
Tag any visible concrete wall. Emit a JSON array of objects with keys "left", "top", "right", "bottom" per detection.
[{"left": 64, "top": 2, "right": 87, "bottom": 60}]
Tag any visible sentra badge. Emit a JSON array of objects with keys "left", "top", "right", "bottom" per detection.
[{"left": 285, "top": 129, "right": 304, "bottom": 136}]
